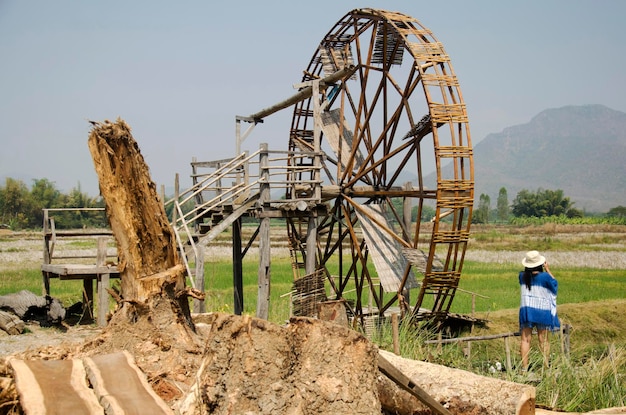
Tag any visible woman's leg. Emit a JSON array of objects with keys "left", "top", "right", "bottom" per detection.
[
  {"left": 537, "top": 328, "right": 550, "bottom": 367},
  {"left": 520, "top": 327, "right": 533, "bottom": 370}
]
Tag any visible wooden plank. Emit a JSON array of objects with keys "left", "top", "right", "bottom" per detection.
[
  {"left": 9, "top": 358, "right": 103, "bottom": 415},
  {"left": 83, "top": 351, "right": 173, "bottom": 415},
  {"left": 41, "top": 264, "right": 120, "bottom": 279},
  {"left": 44, "top": 230, "right": 113, "bottom": 237}
]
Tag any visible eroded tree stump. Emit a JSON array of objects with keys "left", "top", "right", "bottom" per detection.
[{"left": 87, "top": 119, "right": 194, "bottom": 335}]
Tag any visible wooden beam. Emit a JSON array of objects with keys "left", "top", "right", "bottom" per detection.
[{"left": 246, "top": 65, "right": 357, "bottom": 122}]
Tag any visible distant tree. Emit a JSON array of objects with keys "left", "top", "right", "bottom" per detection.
[
  {"left": 0, "top": 178, "right": 32, "bottom": 229},
  {"left": 607, "top": 206, "right": 626, "bottom": 218},
  {"left": 473, "top": 193, "right": 491, "bottom": 224},
  {"left": 411, "top": 204, "right": 436, "bottom": 222},
  {"left": 496, "top": 187, "right": 509, "bottom": 222},
  {"left": 0, "top": 177, "right": 107, "bottom": 229},
  {"left": 511, "top": 188, "right": 578, "bottom": 218},
  {"left": 30, "top": 178, "right": 62, "bottom": 227},
  {"left": 56, "top": 183, "right": 105, "bottom": 229}
]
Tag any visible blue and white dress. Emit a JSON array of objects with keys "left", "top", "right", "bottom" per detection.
[{"left": 518, "top": 271, "right": 560, "bottom": 331}]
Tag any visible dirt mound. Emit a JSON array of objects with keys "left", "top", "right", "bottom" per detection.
[
  {"left": 183, "top": 313, "right": 380, "bottom": 414},
  {"left": 1, "top": 312, "right": 381, "bottom": 414}
]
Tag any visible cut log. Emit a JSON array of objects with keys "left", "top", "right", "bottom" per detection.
[
  {"left": 0, "top": 290, "right": 46, "bottom": 318},
  {"left": 378, "top": 350, "right": 536, "bottom": 415},
  {"left": 0, "top": 310, "right": 24, "bottom": 335},
  {"left": 83, "top": 351, "right": 174, "bottom": 415},
  {"left": 9, "top": 357, "right": 103, "bottom": 415},
  {"left": 0, "top": 290, "right": 65, "bottom": 324},
  {"left": 378, "top": 353, "right": 452, "bottom": 415}
]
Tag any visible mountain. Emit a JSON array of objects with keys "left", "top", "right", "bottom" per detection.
[{"left": 469, "top": 104, "right": 626, "bottom": 213}]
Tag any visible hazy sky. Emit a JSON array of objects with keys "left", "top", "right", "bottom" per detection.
[{"left": 1, "top": 1, "right": 624, "bottom": 196}]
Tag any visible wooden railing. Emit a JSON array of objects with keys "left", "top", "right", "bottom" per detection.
[{"left": 165, "top": 144, "right": 323, "bottom": 289}]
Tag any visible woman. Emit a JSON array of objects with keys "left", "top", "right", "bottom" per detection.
[{"left": 519, "top": 250, "right": 560, "bottom": 370}]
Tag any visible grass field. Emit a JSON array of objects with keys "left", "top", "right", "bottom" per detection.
[{"left": 1, "top": 224, "right": 625, "bottom": 410}]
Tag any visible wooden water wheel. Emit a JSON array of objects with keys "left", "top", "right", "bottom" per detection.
[{"left": 286, "top": 8, "right": 474, "bottom": 325}]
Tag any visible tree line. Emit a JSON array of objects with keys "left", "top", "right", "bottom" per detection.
[
  {"left": 0, "top": 178, "right": 105, "bottom": 230},
  {"left": 3, "top": 177, "right": 625, "bottom": 230},
  {"left": 474, "top": 187, "right": 626, "bottom": 224}
]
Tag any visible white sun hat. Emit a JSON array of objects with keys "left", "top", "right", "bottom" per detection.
[{"left": 522, "top": 250, "right": 546, "bottom": 268}]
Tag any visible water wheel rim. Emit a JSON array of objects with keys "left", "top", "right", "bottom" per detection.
[{"left": 287, "top": 8, "right": 474, "bottom": 323}]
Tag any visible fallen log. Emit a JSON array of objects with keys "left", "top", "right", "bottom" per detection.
[
  {"left": 0, "top": 310, "right": 24, "bottom": 335},
  {"left": 0, "top": 290, "right": 45, "bottom": 318},
  {"left": 378, "top": 350, "right": 535, "bottom": 415},
  {"left": 0, "top": 290, "right": 65, "bottom": 324},
  {"left": 378, "top": 353, "right": 452, "bottom": 415}
]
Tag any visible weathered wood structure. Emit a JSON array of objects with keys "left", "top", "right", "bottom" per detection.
[
  {"left": 168, "top": 8, "right": 474, "bottom": 327},
  {"left": 41, "top": 207, "right": 119, "bottom": 326}
]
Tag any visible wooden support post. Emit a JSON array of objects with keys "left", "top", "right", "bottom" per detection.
[
  {"left": 505, "top": 336, "right": 513, "bottom": 372},
  {"left": 466, "top": 293, "right": 476, "bottom": 358},
  {"left": 42, "top": 209, "right": 51, "bottom": 296},
  {"left": 233, "top": 218, "right": 244, "bottom": 315},
  {"left": 402, "top": 183, "right": 412, "bottom": 304},
  {"left": 96, "top": 237, "right": 110, "bottom": 327},
  {"left": 257, "top": 218, "right": 271, "bottom": 320},
  {"left": 42, "top": 273, "right": 50, "bottom": 297},
  {"left": 402, "top": 182, "right": 412, "bottom": 240},
  {"left": 257, "top": 143, "right": 271, "bottom": 320},
  {"left": 305, "top": 216, "right": 316, "bottom": 276},
  {"left": 83, "top": 278, "right": 94, "bottom": 322},
  {"left": 392, "top": 313, "right": 400, "bottom": 355},
  {"left": 172, "top": 173, "right": 179, "bottom": 225},
  {"left": 193, "top": 244, "right": 205, "bottom": 313},
  {"left": 561, "top": 323, "right": 571, "bottom": 359}
]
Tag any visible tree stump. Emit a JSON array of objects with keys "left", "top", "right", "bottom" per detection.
[{"left": 87, "top": 119, "right": 194, "bottom": 336}]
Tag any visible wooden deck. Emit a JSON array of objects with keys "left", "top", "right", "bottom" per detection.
[{"left": 41, "top": 264, "right": 120, "bottom": 279}]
